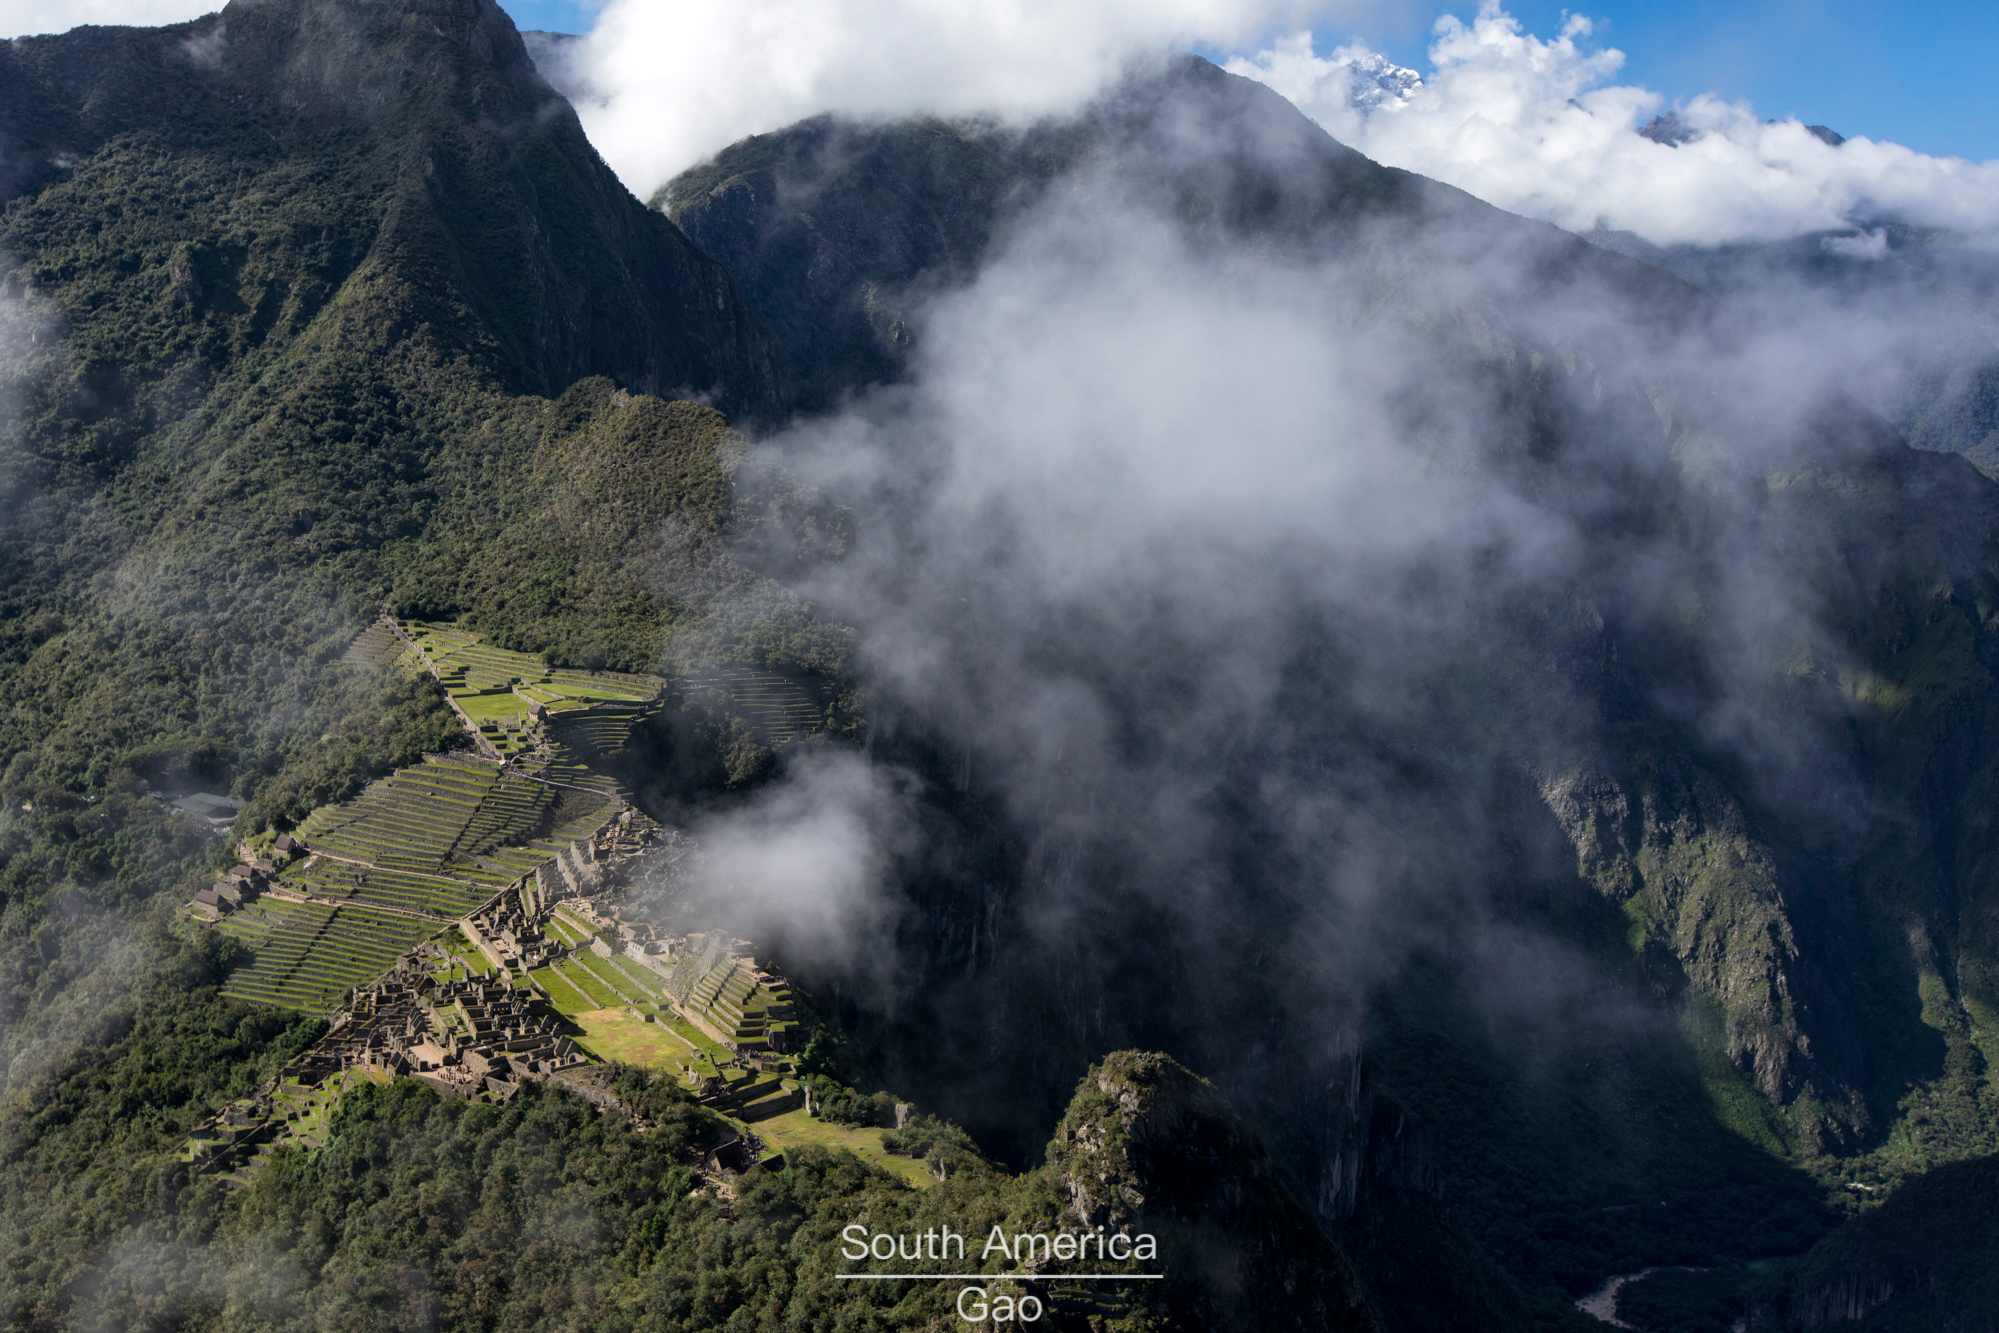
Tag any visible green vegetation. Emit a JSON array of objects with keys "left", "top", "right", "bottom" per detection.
[
  {"left": 397, "top": 618, "right": 666, "bottom": 757},
  {"left": 279, "top": 860, "right": 495, "bottom": 919},
  {"left": 296, "top": 757, "right": 548, "bottom": 880},
  {"left": 0, "top": 931, "right": 312, "bottom": 1322},
  {"left": 1779, "top": 1151, "right": 1999, "bottom": 1330},
  {"left": 1606, "top": 1151, "right": 1999, "bottom": 1330},
  {"left": 548, "top": 959, "right": 620, "bottom": 1010},
  {"left": 803, "top": 1074, "right": 902, "bottom": 1129},
  {"left": 1613, "top": 1267, "right": 1756, "bottom": 1333},
  {"left": 753, "top": 1107, "right": 943, "bottom": 1189},
  {"left": 1352, "top": 960, "right": 1833, "bottom": 1297},
  {"left": 881, "top": 1113, "right": 997, "bottom": 1180},
  {"left": 433, "top": 926, "right": 498, "bottom": 981},
  {"left": 560, "top": 1006, "right": 690, "bottom": 1068},
  {"left": 0, "top": 0, "right": 852, "bottom": 1090},
  {"left": 7, "top": 4, "right": 1999, "bottom": 1330},
  {"left": 569, "top": 951, "right": 646, "bottom": 1006},
  {"left": 0, "top": 10, "right": 1357, "bottom": 1330},
  {"left": 2, "top": 1050, "right": 1358, "bottom": 1331}
]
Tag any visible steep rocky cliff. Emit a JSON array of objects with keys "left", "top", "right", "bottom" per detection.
[{"left": 1045, "top": 1051, "right": 1380, "bottom": 1333}]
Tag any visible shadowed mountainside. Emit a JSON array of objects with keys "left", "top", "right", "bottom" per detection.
[
  {"left": 656, "top": 58, "right": 1999, "bottom": 1331},
  {"left": 1046, "top": 1051, "right": 1381, "bottom": 1332},
  {"left": 658, "top": 58, "right": 1697, "bottom": 413}
]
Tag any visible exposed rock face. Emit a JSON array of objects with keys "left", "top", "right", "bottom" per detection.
[
  {"left": 1046, "top": 1051, "right": 1378, "bottom": 1333},
  {"left": 1541, "top": 764, "right": 1813, "bottom": 1104}
]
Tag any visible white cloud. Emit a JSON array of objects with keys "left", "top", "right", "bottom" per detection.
[
  {"left": 683, "top": 752, "right": 919, "bottom": 991},
  {"left": 1227, "top": 2, "right": 1999, "bottom": 246},
  {"left": 0, "top": 0, "right": 211, "bottom": 37},
  {"left": 723, "top": 163, "right": 1895, "bottom": 1073},
  {"left": 559, "top": 0, "right": 1350, "bottom": 201}
]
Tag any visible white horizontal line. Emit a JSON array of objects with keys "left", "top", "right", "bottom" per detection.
[{"left": 835, "top": 1274, "right": 1162, "bottom": 1281}]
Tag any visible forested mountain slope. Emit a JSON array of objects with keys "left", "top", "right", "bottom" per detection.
[{"left": 0, "top": 5, "right": 851, "bottom": 1321}]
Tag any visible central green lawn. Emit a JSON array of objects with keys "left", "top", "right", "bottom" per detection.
[
  {"left": 528, "top": 964, "right": 600, "bottom": 1013},
  {"left": 564, "top": 1008, "right": 689, "bottom": 1067}
]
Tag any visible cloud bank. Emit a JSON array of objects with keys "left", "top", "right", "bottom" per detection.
[
  {"left": 0, "top": 0, "right": 209, "bottom": 37},
  {"left": 661, "top": 752, "right": 920, "bottom": 999},
  {"left": 541, "top": 0, "right": 1346, "bottom": 201},
  {"left": 1226, "top": 2, "right": 1999, "bottom": 246},
  {"left": 638, "top": 89, "right": 1927, "bottom": 1151}
]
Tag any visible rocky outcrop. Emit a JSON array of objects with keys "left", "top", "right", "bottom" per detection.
[
  {"left": 1045, "top": 1051, "right": 1378, "bottom": 1333},
  {"left": 1540, "top": 762, "right": 1812, "bottom": 1104}
]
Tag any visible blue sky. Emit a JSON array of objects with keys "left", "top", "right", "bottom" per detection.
[
  {"left": 495, "top": 0, "right": 1999, "bottom": 162},
  {"left": 496, "top": 0, "right": 596, "bottom": 38},
  {"left": 1359, "top": 1, "right": 1999, "bottom": 161}
]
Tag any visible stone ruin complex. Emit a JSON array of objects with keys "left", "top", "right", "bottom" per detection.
[
  {"left": 531, "top": 809, "right": 650, "bottom": 902},
  {"left": 462, "top": 884, "right": 561, "bottom": 976},
  {"left": 182, "top": 797, "right": 809, "bottom": 1181},
  {"left": 302, "top": 959, "right": 590, "bottom": 1096},
  {"left": 184, "top": 958, "right": 601, "bottom": 1184}
]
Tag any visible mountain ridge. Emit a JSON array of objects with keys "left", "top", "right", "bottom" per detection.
[{"left": 659, "top": 55, "right": 1708, "bottom": 414}]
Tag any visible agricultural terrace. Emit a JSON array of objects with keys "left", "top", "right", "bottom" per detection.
[
  {"left": 294, "top": 755, "right": 614, "bottom": 883},
  {"left": 224, "top": 754, "right": 627, "bottom": 1010},
  {"left": 279, "top": 861, "right": 494, "bottom": 919},
  {"left": 363, "top": 616, "right": 832, "bottom": 755},
  {"left": 520, "top": 939, "right": 928, "bottom": 1183},
  {"left": 182, "top": 1067, "right": 391, "bottom": 1186},
  {"left": 341, "top": 621, "right": 408, "bottom": 669},
  {"left": 681, "top": 667, "right": 828, "bottom": 744},
  {"left": 218, "top": 900, "right": 434, "bottom": 1011},
  {"left": 524, "top": 954, "right": 787, "bottom": 1111},
  {"left": 211, "top": 617, "right": 692, "bottom": 1013},
  {"left": 391, "top": 620, "right": 663, "bottom": 758}
]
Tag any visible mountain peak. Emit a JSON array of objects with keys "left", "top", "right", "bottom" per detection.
[{"left": 1048, "top": 1053, "right": 1379, "bottom": 1333}]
